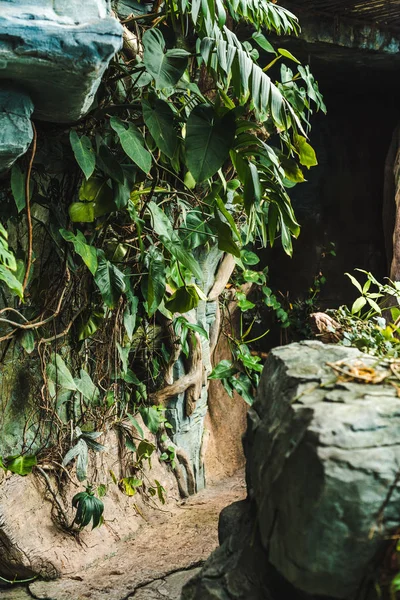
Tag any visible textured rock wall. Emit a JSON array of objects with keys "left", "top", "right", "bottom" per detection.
[{"left": 183, "top": 341, "right": 400, "bottom": 599}]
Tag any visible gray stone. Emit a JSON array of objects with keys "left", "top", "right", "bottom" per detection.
[
  {"left": 246, "top": 341, "right": 400, "bottom": 599},
  {"left": 0, "top": 1, "right": 123, "bottom": 123},
  {"left": 0, "top": 88, "right": 33, "bottom": 173}
]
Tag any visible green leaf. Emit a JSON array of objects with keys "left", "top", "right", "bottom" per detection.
[
  {"left": 0, "top": 265, "right": 23, "bottom": 298},
  {"left": 97, "top": 144, "right": 124, "bottom": 184},
  {"left": 241, "top": 250, "right": 260, "bottom": 266},
  {"left": 74, "top": 369, "right": 100, "bottom": 402},
  {"left": 70, "top": 177, "right": 116, "bottom": 222},
  {"left": 230, "top": 373, "right": 254, "bottom": 405},
  {"left": 94, "top": 252, "right": 126, "bottom": 309},
  {"left": 138, "top": 406, "right": 161, "bottom": 434},
  {"left": 148, "top": 201, "right": 203, "bottom": 280},
  {"left": 165, "top": 285, "right": 200, "bottom": 314},
  {"left": 345, "top": 273, "right": 363, "bottom": 294},
  {"left": 60, "top": 229, "right": 98, "bottom": 275},
  {"left": 127, "top": 413, "right": 144, "bottom": 439},
  {"left": 11, "top": 164, "right": 25, "bottom": 212},
  {"left": 69, "top": 131, "right": 96, "bottom": 180},
  {"left": 208, "top": 360, "right": 238, "bottom": 380},
  {"left": 252, "top": 32, "right": 276, "bottom": 54},
  {"left": 142, "top": 28, "right": 190, "bottom": 89},
  {"left": 185, "top": 105, "right": 236, "bottom": 183},
  {"left": 110, "top": 117, "right": 152, "bottom": 174},
  {"left": 277, "top": 48, "right": 301, "bottom": 64},
  {"left": 4, "top": 454, "right": 37, "bottom": 476},
  {"left": 47, "top": 354, "right": 77, "bottom": 391},
  {"left": 124, "top": 296, "right": 139, "bottom": 341},
  {"left": 280, "top": 157, "right": 305, "bottom": 183},
  {"left": 351, "top": 296, "right": 367, "bottom": 315},
  {"left": 20, "top": 330, "right": 35, "bottom": 354},
  {"left": 295, "top": 135, "right": 318, "bottom": 168},
  {"left": 121, "top": 477, "right": 143, "bottom": 496},
  {"left": 147, "top": 246, "right": 166, "bottom": 316},
  {"left": 210, "top": 215, "right": 241, "bottom": 258},
  {"left": 142, "top": 99, "right": 178, "bottom": 159}
]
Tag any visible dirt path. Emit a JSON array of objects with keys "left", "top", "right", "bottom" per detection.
[{"left": 2, "top": 472, "right": 245, "bottom": 600}]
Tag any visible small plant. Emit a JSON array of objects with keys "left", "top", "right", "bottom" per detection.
[
  {"left": 62, "top": 427, "right": 106, "bottom": 482},
  {"left": 330, "top": 270, "right": 400, "bottom": 358},
  {"left": 72, "top": 484, "right": 104, "bottom": 530}
]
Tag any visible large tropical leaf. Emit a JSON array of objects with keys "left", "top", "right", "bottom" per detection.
[
  {"left": 147, "top": 201, "right": 203, "bottom": 280},
  {"left": 147, "top": 246, "right": 166, "bottom": 316},
  {"left": 142, "top": 99, "right": 178, "bottom": 159},
  {"left": 142, "top": 29, "right": 190, "bottom": 89},
  {"left": 94, "top": 251, "right": 126, "bottom": 309},
  {"left": 110, "top": 117, "right": 152, "bottom": 174},
  {"left": 69, "top": 131, "right": 96, "bottom": 180},
  {"left": 60, "top": 229, "right": 98, "bottom": 275},
  {"left": 185, "top": 105, "right": 235, "bottom": 183}
]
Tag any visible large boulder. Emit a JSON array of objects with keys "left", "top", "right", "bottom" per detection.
[{"left": 183, "top": 341, "right": 400, "bottom": 599}]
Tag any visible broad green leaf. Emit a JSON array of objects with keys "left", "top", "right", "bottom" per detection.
[
  {"left": 69, "top": 202, "right": 95, "bottom": 223},
  {"left": 277, "top": 48, "right": 301, "bottom": 64},
  {"left": 142, "top": 28, "right": 190, "bottom": 89},
  {"left": 127, "top": 413, "right": 144, "bottom": 439},
  {"left": 281, "top": 157, "right": 305, "bottom": 183},
  {"left": 147, "top": 246, "right": 166, "bottom": 316},
  {"left": 230, "top": 373, "right": 254, "bottom": 405},
  {"left": 70, "top": 177, "right": 116, "bottom": 222},
  {"left": 78, "top": 310, "right": 104, "bottom": 341},
  {"left": 97, "top": 144, "right": 124, "bottom": 184},
  {"left": 208, "top": 360, "right": 238, "bottom": 380},
  {"left": 60, "top": 229, "right": 98, "bottom": 275},
  {"left": 74, "top": 369, "right": 100, "bottom": 402},
  {"left": 345, "top": 273, "right": 363, "bottom": 294},
  {"left": 110, "top": 117, "right": 152, "bottom": 174},
  {"left": 94, "top": 252, "right": 126, "bottom": 309},
  {"left": 185, "top": 105, "right": 236, "bottom": 183},
  {"left": 165, "top": 285, "right": 200, "bottom": 314},
  {"left": 241, "top": 250, "right": 260, "bottom": 266},
  {"left": 121, "top": 477, "right": 143, "bottom": 496},
  {"left": 295, "top": 135, "right": 318, "bottom": 168},
  {"left": 252, "top": 32, "right": 276, "bottom": 54},
  {"left": 351, "top": 296, "right": 367, "bottom": 314},
  {"left": 142, "top": 99, "right": 178, "bottom": 159},
  {"left": 0, "top": 265, "right": 23, "bottom": 298},
  {"left": 148, "top": 201, "right": 203, "bottom": 280},
  {"left": 116, "top": 342, "right": 130, "bottom": 375},
  {"left": 47, "top": 354, "right": 77, "bottom": 391},
  {"left": 138, "top": 406, "right": 161, "bottom": 434},
  {"left": 69, "top": 131, "right": 96, "bottom": 180},
  {"left": 124, "top": 296, "right": 139, "bottom": 341},
  {"left": 210, "top": 215, "right": 241, "bottom": 257},
  {"left": 20, "top": 330, "right": 35, "bottom": 354},
  {"left": 11, "top": 164, "right": 25, "bottom": 212},
  {"left": 4, "top": 454, "right": 37, "bottom": 475}
]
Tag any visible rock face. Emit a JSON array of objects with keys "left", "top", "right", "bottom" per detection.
[
  {"left": 0, "top": 1, "right": 122, "bottom": 171},
  {"left": 0, "top": 89, "right": 34, "bottom": 173},
  {"left": 0, "top": 1, "right": 122, "bottom": 123},
  {"left": 183, "top": 341, "right": 400, "bottom": 599},
  {"left": 0, "top": 424, "right": 179, "bottom": 581}
]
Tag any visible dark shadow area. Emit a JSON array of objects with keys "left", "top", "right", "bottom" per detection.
[{"left": 257, "top": 51, "right": 400, "bottom": 349}]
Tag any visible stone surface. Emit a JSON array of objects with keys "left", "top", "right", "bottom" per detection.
[
  {"left": 0, "top": 1, "right": 122, "bottom": 123},
  {"left": 0, "top": 88, "right": 34, "bottom": 173},
  {"left": 25, "top": 472, "right": 245, "bottom": 600},
  {"left": 184, "top": 341, "right": 400, "bottom": 599},
  {"left": 0, "top": 424, "right": 179, "bottom": 582},
  {"left": 132, "top": 567, "right": 201, "bottom": 599},
  {"left": 245, "top": 341, "right": 400, "bottom": 598}
]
